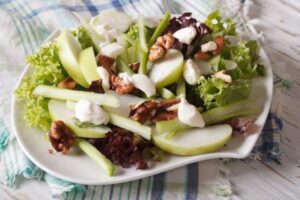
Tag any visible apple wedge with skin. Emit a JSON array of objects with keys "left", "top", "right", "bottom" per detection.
[
  {"left": 79, "top": 47, "right": 100, "bottom": 85},
  {"left": 149, "top": 49, "right": 184, "bottom": 88},
  {"left": 48, "top": 99, "right": 110, "bottom": 138},
  {"left": 56, "top": 29, "right": 89, "bottom": 88},
  {"left": 152, "top": 124, "right": 232, "bottom": 156}
]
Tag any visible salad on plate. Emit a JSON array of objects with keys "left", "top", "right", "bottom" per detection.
[{"left": 15, "top": 10, "right": 264, "bottom": 176}]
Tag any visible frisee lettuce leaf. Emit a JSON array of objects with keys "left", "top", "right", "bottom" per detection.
[
  {"left": 15, "top": 41, "right": 66, "bottom": 131},
  {"left": 205, "top": 10, "right": 236, "bottom": 36},
  {"left": 72, "top": 26, "right": 94, "bottom": 50},
  {"left": 197, "top": 77, "right": 250, "bottom": 110},
  {"left": 225, "top": 40, "right": 264, "bottom": 79}
]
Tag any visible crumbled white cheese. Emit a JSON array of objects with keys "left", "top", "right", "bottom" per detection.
[
  {"left": 213, "top": 70, "right": 232, "bottom": 83},
  {"left": 93, "top": 23, "right": 120, "bottom": 42},
  {"left": 118, "top": 72, "right": 132, "bottom": 84},
  {"left": 96, "top": 67, "right": 110, "bottom": 91},
  {"left": 131, "top": 74, "right": 156, "bottom": 97},
  {"left": 178, "top": 97, "right": 205, "bottom": 128},
  {"left": 99, "top": 41, "right": 110, "bottom": 50},
  {"left": 93, "top": 24, "right": 112, "bottom": 36},
  {"left": 101, "top": 42, "right": 124, "bottom": 59},
  {"left": 183, "top": 59, "right": 201, "bottom": 85},
  {"left": 75, "top": 100, "right": 109, "bottom": 125},
  {"left": 201, "top": 41, "right": 217, "bottom": 52},
  {"left": 173, "top": 27, "right": 197, "bottom": 45}
]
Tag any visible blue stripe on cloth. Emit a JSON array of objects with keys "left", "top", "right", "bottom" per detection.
[
  {"left": 82, "top": 0, "right": 98, "bottom": 16},
  {"left": 136, "top": 179, "right": 142, "bottom": 200},
  {"left": 112, "top": 0, "right": 124, "bottom": 11},
  {"left": 22, "top": 0, "right": 136, "bottom": 19},
  {"left": 109, "top": 185, "right": 114, "bottom": 200},
  {"left": 250, "top": 112, "right": 283, "bottom": 162},
  {"left": 185, "top": 163, "right": 199, "bottom": 200},
  {"left": 151, "top": 173, "right": 165, "bottom": 200}
]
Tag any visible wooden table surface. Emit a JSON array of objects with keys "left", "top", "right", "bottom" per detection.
[{"left": 1, "top": 0, "right": 300, "bottom": 199}]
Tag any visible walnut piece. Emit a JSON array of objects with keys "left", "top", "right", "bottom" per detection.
[
  {"left": 97, "top": 54, "right": 115, "bottom": 75},
  {"left": 149, "top": 33, "right": 175, "bottom": 62},
  {"left": 151, "top": 111, "right": 177, "bottom": 123},
  {"left": 88, "top": 79, "right": 104, "bottom": 93},
  {"left": 57, "top": 77, "right": 76, "bottom": 89},
  {"left": 157, "top": 98, "right": 180, "bottom": 109},
  {"left": 129, "top": 100, "right": 158, "bottom": 123},
  {"left": 129, "top": 98, "right": 180, "bottom": 123},
  {"left": 194, "top": 51, "right": 210, "bottom": 60},
  {"left": 212, "top": 36, "right": 225, "bottom": 55},
  {"left": 157, "top": 32, "right": 175, "bottom": 49},
  {"left": 194, "top": 36, "right": 225, "bottom": 60},
  {"left": 129, "top": 62, "right": 140, "bottom": 73},
  {"left": 149, "top": 44, "right": 166, "bottom": 62},
  {"left": 49, "top": 121, "right": 76, "bottom": 154},
  {"left": 110, "top": 75, "right": 135, "bottom": 95}
]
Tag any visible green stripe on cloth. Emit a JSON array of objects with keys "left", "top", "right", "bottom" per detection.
[{"left": 0, "top": 118, "right": 9, "bottom": 151}]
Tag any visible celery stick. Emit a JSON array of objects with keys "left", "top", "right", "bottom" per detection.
[
  {"left": 33, "top": 85, "right": 119, "bottom": 108},
  {"left": 148, "top": 12, "right": 171, "bottom": 48},
  {"left": 139, "top": 12, "right": 171, "bottom": 74},
  {"left": 66, "top": 100, "right": 76, "bottom": 111},
  {"left": 109, "top": 113, "right": 152, "bottom": 140},
  {"left": 132, "top": 40, "right": 139, "bottom": 63},
  {"left": 77, "top": 139, "right": 115, "bottom": 176},
  {"left": 158, "top": 87, "right": 175, "bottom": 99},
  {"left": 156, "top": 100, "right": 261, "bottom": 134},
  {"left": 203, "top": 100, "right": 261, "bottom": 125},
  {"left": 176, "top": 77, "right": 186, "bottom": 97},
  {"left": 138, "top": 15, "right": 148, "bottom": 52},
  {"left": 119, "top": 47, "right": 129, "bottom": 64},
  {"left": 127, "top": 46, "right": 134, "bottom": 64},
  {"left": 116, "top": 57, "right": 134, "bottom": 75},
  {"left": 138, "top": 51, "right": 149, "bottom": 74}
]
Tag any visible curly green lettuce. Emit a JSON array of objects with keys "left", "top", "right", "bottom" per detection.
[
  {"left": 205, "top": 10, "right": 236, "bottom": 36},
  {"left": 209, "top": 40, "right": 264, "bottom": 80},
  {"left": 72, "top": 26, "right": 94, "bottom": 50},
  {"left": 196, "top": 77, "right": 250, "bottom": 110},
  {"left": 15, "top": 41, "right": 66, "bottom": 131}
]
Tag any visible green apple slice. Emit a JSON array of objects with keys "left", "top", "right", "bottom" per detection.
[
  {"left": 56, "top": 29, "right": 89, "bottom": 88},
  {"left": 48, "top": 99, "right": 110, "bottom": 138},
  {"left": 76, "top": 139, "right": 115, "bottom": 176},
  {"left": 152, "top": 124, "right": 232, "bottom": 156},
  {"left": 149, "top": 49, "right": 184, "bottom": 88},
  {"left": 90, "top": 10, "right": 133, "bottom": 33},
  {"left": 79, "top": 47, "right": 100, "bottom": 85},
  {"left": 33, "top": 85, "right": 119, "bottom": 108}
]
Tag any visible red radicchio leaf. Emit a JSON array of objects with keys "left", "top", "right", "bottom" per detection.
[
  {"left": 162, "top": 12, "right": 212, "bottom": 58},
  {"left": 227, "top": 118, "right": 255, "bottom": 136},
  {"left": 88, "top": 127, "right": 157, "bottom": 170}
]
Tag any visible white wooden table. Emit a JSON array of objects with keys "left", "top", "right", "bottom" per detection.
[{"left": 1, "top": 0, "right": 300, "bottom": 199}]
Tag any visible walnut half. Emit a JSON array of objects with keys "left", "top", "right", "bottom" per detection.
[
  {"left": 49, "top": 121, "right": 76, "bottom": 154},
  {"left": 149, "top": 32, "right": 175, "bottom": 62},
  {"left": 57, "top": 77, "right": 77, "bottom": 89}
]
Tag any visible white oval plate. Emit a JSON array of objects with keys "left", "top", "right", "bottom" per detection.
[{"left": 12, "top": 29, "right": 273, "bottom": 185}]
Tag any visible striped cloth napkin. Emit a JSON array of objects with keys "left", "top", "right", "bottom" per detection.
[{"left": 0, "top": 0, "right": 284, "bottom": 199}]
